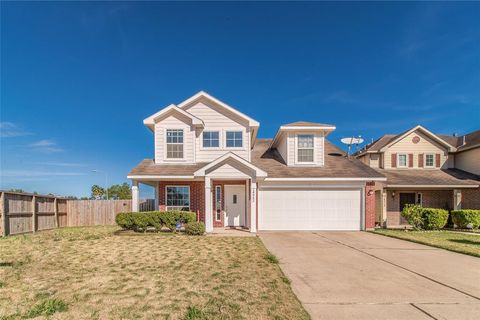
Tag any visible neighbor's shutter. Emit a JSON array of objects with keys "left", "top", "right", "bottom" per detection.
[
  {"left": 436, "top": 154, "right": 441, "bottom": 167},
  {"left": 391, "top": 153, "right": 397, "bottom": 168},
  {"left": 408, "top": 154, "right": 414, "bottom": 168},
  {"left": 418, "top": 154, "right": 424, "bottom": 168}
]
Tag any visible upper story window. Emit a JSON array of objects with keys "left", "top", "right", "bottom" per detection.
[
  {"left": 297, "top": 134, "right": 314, "bottom": 163},
  {"left": 166, "top": 129, "right": 184, "bottom": 159},
  {"left": 226, "top": 131, "right": 243, "bottom": 148},
  {"left": 166, "top": 186, "right": 189, "bottom": 211},
  {"left": 425, "top": 154, "right": 435, "bottom": 168},
  {"left": 203, "top": 131, "right": 220, "bottom": 148},
  {"left": 398, "top": 153, "right": 407, "bottom": 168}
]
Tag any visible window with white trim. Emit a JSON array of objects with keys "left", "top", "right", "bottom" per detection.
[
  {"left": 425, "top": 154, "right": 434, "bottom": 167},
  {"left": 166, "top": 129, "right": 184, "bottom": 159},
  {"left": 215, "top": 186, "right": 222, "bottom": 221},
  {"left": 297, "top": 134, "right": 314, "bottom": 163},
  {"left": 226, "top": 131, "right": 243, "bottom": 148},
  {"left": 203, "top": 131, "right": 220, "bottom": 148},
  {"left": 398, "top": 153, "right": 407, "bottom": 167},
  {"left": 416, "top": 193, "right": 423, "bottom": 206},
  {"left": 166, "top": 186, "right": 190, "bottom": 211}
]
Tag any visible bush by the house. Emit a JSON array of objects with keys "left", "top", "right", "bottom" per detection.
[
  {"left": 451, "top": 210, "right": 480, "bottom": 229},
  {"left": 401, "top": 205, "right": 449, "bottom": 230},
  {"left": 185, "top": 221, "right": 206, "bottom": 235},
  {"left": 115, "top": 211, "right": 196, "bottom": 232}
]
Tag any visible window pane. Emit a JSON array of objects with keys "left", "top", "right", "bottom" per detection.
[
  {"left": 298, "top": 135, "right": 314, "bottom": 148},
  {"left": 426, "top": 154, "right": 434, "bottom": 166},
  {"left": 298, "top": 149, "right": 314, "bottom": 162},
  {"left": 399, "top": 154, "right": 407, "bottom": 166},
  {"left": 166, "top": 186, "right": 190, "bottom": 211},
  {"left": 203, "top": 131, "right": 219, "bottom": 148},
  {"left": 226, "top": 131, "right": 242, "bottom": 147},
  {"left": 166, "top": 129, "right": 184, "bottom": 158}
]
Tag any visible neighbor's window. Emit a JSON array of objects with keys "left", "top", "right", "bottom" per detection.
[
  {"left": 226, "top": 131, "right": 243, "bottom": 148},
  {"left": 203, "top": 131, "right": 220, "bottom": 148},
  {"left": 425, "top": 154, "right": 434, "bottom": 167},
  {"left": 166, "top": 186, "right": 190, "bottom": 211},
  {"left": 166, "top": 129, "right": 184, "bottom": 159},
  {"left": 215, "top": 186, "right": 222, "bottom": 221},
  {"left": 398, "top": 154, "right": 407, "bottom": 167},
  {"left": 416, "top": 193, "right": 423, "bottom": 206},
  {"left": 297, "top": 134, "right": 314, "bottom": 162}
]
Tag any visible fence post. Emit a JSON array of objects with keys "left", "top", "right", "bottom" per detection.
[
  {"left": 54, "top": 197, "right": 59, "bottom": 228},
  {"left": 1, "top": 192, "right": 6, "bottom": 236},
  {"left": 32, "top": 195, "right": 37, "bottom": 233}
]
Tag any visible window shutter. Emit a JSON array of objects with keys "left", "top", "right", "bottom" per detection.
[
  {"left": 391, "top": 153, "right": 397, "bottom": 168},
  {"left": 418, "top": 154, "right": 424, "bottom": 168},
  {"left": 436, "top": 153, "right": 441, "bottom": 167},
  {"left": 408, "top": 154, "right": 413, "bottom": 168}
]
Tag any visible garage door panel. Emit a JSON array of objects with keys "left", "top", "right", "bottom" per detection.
[{"left": 259, "top": 189, "right": 361, "bottom": 231}]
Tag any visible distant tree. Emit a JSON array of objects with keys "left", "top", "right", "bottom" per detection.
[
  {"left": 91, "top": 185, "right": 106, "bottom": 199},
  {"left": 8, "top": 188, "right": 25, "bottom": 193},
  {"left": 64, "top": 196, "right": 78, "bottom": 200},
  {"left": 80, "top": 197, "right": 89, "bottom": 200},
  {"left": 107, "top": 183, "right": 132, "bottom": 200}
]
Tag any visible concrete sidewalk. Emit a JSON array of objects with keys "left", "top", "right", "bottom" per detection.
[{"left": 260, "top": 231, "right": 480, "bottom": 320}]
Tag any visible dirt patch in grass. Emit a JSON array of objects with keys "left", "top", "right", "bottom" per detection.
[
  {"left": 0, "top": 226, "right": 309, "bottom": 319},
  {"left": 372, "top": 229, "right": 480, "bottom": 258}
]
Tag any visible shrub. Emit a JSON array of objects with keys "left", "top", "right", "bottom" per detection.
[
  {"left": 451, "top": 210, "right": 480, "bottom": 229},
  {"left": 401, "top": 204, "right": 424, "bottom": 229},
  {"left": 401, "top": 205, "right": 448, "bottom": 230},
  {"left": 185, "top": 221, "right": 205, "bottom": 235},
  {"left": 422, "top": 208, "right": 449, "bottom": 230},
  {"left": 115, "top": 211, "right": 198, "bottom": 232},
  {"left": 265, "top": 253, "right": 279, "bottom": 264}
]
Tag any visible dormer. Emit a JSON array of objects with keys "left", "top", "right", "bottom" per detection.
[{"left": 270, "top": 121, "right": 336, "bottom": 166}]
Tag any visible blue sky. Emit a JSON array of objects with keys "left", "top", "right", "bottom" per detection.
[{"left": 1, "top": 2, "right": 479, "bottom": 198}]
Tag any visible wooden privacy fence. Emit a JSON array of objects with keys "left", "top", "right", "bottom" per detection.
[{"left": 0, "top": 191, "right": 153, "bottom": 236}]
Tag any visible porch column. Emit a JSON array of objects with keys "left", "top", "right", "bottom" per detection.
[
  {"left": 453, "top": 189, "right": 462, "bottom": 210},
  {"left": 250, "top": 178, "right": 257, "bottom": 233},
  {"left": 132, "top": 180, "right": 139, "bottom": 212},
  {"left": 205, "top": 176, "right": 213, "bottom": 232},
  {"left": 382, "top": 191, "right": 387, "bottom": 227},
  {"left": 154, "top": 182, "right": 159, "bottom": 210}
]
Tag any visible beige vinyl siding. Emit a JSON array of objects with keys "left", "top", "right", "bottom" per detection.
[
  {"left": 384, "top": 131, "right": 448, "bottom": 169},
  {"left": 185, "top": 102, "right": 251, "bottom": 162},
  {"left": 454, "top": 148, "right": 480, "bottom": 175},
  {"left": 276, "top": 133, "right": 288, "bottom": 164},
  {"left": 370, "top": 153, "right": 380, "bottom": 168},
  {"left": 284, "top": 131, "right": 325, "bottom": 166},
  {"left": 205, "top": 162, "right": 253, "bottom": 178},
  {"left": 358, "top": 155, "right": 369, "bottom": 165},
  {"left": 154, "top": 114, "right": 195, "bottom": 164}
]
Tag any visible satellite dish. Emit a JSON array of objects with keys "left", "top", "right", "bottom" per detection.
[{"left": 341, "top": 136, "right": 364, "bottom": 156}]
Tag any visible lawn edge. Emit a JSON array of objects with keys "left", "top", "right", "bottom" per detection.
[{"left": 369, "top": 230, "right": 480, "bottom": 258}]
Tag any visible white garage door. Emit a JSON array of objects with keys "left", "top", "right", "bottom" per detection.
[{"left": 259, "top": 189, "right": 362, "bottom": 230}]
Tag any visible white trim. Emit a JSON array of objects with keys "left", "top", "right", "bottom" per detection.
[
  {"left": 397, "top": 153, "right": 408, "bottom": 168},
  {"left": 264, "top": 177, "right": 387, "bottom": 182},
  {"left": 177, "top": 91, "right": 260, "bottom": 127},
  {"left": 387, "top": 184, "right": 479, "bottom": 188},
  {"left": 165, "top": 185, "right": 191, "bottom": 211},
  {"left": 215, "top": 185, "right": 222, "bottom": 222},
  {"left": 279, "top": 125, "right": 336, "bottom": 131},
  {"left": 127, "top": 175, "right": 195, "bottom": 179},
  {"left": 295, "top": 133, "right": 315, "bottom": 164},
  {"left": 194, "top": 152, "right": 268, "bottom": 177},
  {"left": 424, "top": 153, "right": 435, "bottom": 168},
  {"left": 416, "top": 192, "right": 423, "bottom": 206},
  {"left": 380, "top": 125, "right": 457, "bottom": 152},
  {"left": 143, "top": 104, "right": 204, "bottom": 130}
]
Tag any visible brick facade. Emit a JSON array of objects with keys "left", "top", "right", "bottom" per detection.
[
  {"left": 365, "top": 182, "right": 376, "bottom": 229},
  {"left": 462, "top": 187, "right": 480, "bottom": 209},
  {"left": 158, "top": 181, "right": 205, "bottom": 222},
  {"left": 386, "top": 189, "right": 454, "bottom": 226}
]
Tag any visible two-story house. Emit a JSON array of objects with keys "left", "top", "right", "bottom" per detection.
[
  {"left": 356, "top": 126, "right": 480, "bottom": 227},
  {"left": 128, "top": 91, "right": 385, "bottom": 233}
]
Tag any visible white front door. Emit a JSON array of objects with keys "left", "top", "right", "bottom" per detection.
[{"left": 224, "top": 185, "right": 246, "bottom": 227}]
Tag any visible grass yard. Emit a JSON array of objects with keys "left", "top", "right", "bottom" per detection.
[
  {"left": 373, "top": 229, "right": 480, "bottom": 258},
  {"left": 0, "top": 226, "right": 309, "bottom": 320}
]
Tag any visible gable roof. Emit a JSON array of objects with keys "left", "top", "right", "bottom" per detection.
[
  {"left": 377, "top": 168, "right": 479, "bottom": 188},
  {"left": 194, "top": 152, "right": 267, "bottom": 177},
  {"left": 178, "top": 91, "right": 260, "bottom": 127},
  {"left": 379, "top": 125, "right": 456, "bottom": 152},
  {"left": 457, "top": 130, "right": 480, "bottom": 152},
  {"left": 270, "top": 121, "right": 336, "bottom": 148},
  {"left": 143, "top": 104, "right": 204, "bottom": 130},
  {"left": 282, "top": 121, "right": 336, "bottom": 128}
]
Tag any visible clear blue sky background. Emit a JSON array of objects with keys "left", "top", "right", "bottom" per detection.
[{"left": 1, "top": 1, "right": 479, "bottom": 198}]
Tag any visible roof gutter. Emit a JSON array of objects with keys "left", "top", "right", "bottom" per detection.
[
  {"left": 387, "top": 184, "right": 479, "bottom": 189},
  {"left": 264, "top": 177, "right": 386, "bottom": 182}
]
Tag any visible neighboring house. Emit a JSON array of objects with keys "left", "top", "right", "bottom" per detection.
[
  {"left": 356, "top": 126, "right": 480, "bottom": 227},
  {"left": 128, "top": 91, "right": 385, "bottom": 233}
]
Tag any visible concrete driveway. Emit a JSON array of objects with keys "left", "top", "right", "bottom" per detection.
[{"left": 260, "top": 232, "right": 480, "bottom": 320}]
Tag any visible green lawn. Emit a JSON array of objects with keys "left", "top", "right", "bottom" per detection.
[
  {"left": 373, "top": 229, "right": 480, "bottom": 258},
  {"left": 0, "top": 226, "right": 309, "bottom": 320}
]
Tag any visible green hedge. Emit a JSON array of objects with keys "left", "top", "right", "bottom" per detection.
[
  {"left": 116, "top": 211, "right": 197, "bottom": 232},
  {"left": 185, "top": 221, "right": 206, "bottom": 235},
  {"left": 401, "top": 205, "right": 448, "bottom": 230},
  {"left": 451, "top": 210, "right": 480, "bottom": 229}
]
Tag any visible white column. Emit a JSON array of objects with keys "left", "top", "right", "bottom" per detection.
[
  {"left": 132, "top": 180, "right": 139, "bottom": 212},
  {"left": 154, "top": 182, "right": 159, "bottom": 211},
  {"left": 250, "top": 177, "right": 257, "bottom": 233},
  {"left": 453, "top": 189, "right": 462, "bottom": 210},
  {"left": 205, "top": 177, "right": 213, "bottom": 232},
  {"left": 382, "top": 191, "right": 387, "bottom": 227}
]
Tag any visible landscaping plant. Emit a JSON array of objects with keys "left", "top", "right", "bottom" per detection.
[
  {"left": 401, "top": 205, "right": 448, "bottom": 230},
  {"left": 184, "top": 221, "right": 206, "bottom": 235},
  {"left": 451, "top": 209, "right": 480, "bottom": 229},
  {"left": 115, "top": 211, "right": 196, "bottom": 232}
]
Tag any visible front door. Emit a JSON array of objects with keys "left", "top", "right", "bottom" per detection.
[{"left": 224, "top": 185, "right": 246, "bottom": 227}]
